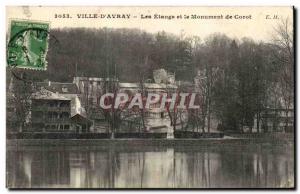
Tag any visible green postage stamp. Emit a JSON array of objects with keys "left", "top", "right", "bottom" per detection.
[{"left": 7, "top": 20, "right": 49, "bottom": 70}]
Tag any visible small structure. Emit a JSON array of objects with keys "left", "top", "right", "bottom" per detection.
[
  {"left": 73, "top": 76, "right": 118, "bottom": 107},
  {"left": 119, "top": 82, "right": 177, "bottom": 112},
  {"left": 37, "top": 81, "right": 79, "bottom": 95},
  {"left": 31, "top": 83, "right": 92, "bottom": 132},
  {"left": 71, "top": 114, "right": 92, "bottom": 133},
  {"left": 119, "top": 82, "right": 177, "bottom": 93},
  {"left": 260, "top": 108, "right": 294, "bottom": 133},
  {"left": 31, "top": 88, "right": 72, "bottom": 132},
  {"left": 153, "top": 68, "right": 175, "bottom": 84}
]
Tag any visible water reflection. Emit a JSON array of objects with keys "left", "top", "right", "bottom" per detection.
[{"left": 7, "top": 144, "right": 294, "bottom": 188}]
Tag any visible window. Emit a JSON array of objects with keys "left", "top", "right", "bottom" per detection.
[
  {"left": 61, "top": 112, "right": 70, "bottom": 119},
  {"left": 45, "top": 125, "right": 51, "bottom": 131},
  {"left": 62, "top": 86, "right": 68, "bottom": 93},
  {"left": 88, "top": 98, "right": 94, "bottom": 105},
  {"left": 49, "top": 101, "right": 56, "bottom": 107},
  {"left": 53, "top": 112, "right": 58, "bottom": 119},
  {"left": 97, "top": 97, "right": 100, "bottom": 105},
  {"left": 60, "top": 101, "right": 69, "bottom": 107},
  {"left": 64, "top": 125, "right": 70, "bottom": 130},
  {"left": 47, "top": 112, "right": 52, "bottom": 119}
]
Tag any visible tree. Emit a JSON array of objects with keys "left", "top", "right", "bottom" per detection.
[
  {"left": 271, "top": 18, "right": 294, "bottom": 132},
  {"left": 8, "top": 71, "right": 36, "bottom": 132}
]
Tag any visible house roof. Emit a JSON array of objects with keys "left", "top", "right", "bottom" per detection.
[
  {"left": 32, "top": 88, "right": 70, "bottom": 101},
  {"left": 74, "top": 77, "right": 118, "bottom": 82},
  {"left": 71, "top": 113, "right": 92, "bottom": 125},
  {"left": 119, "top": 82, "right": 177, "bottom": 89},
  {"left": 71, "top": 96, "right": 87, "bottom": 117},
  {"left": 36, "top": 82, "right": 79, "bottom": 94}
]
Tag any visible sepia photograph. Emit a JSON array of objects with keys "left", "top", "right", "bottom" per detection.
[{"left": 5, "top": 6, "right": 295, "bottom": 189}]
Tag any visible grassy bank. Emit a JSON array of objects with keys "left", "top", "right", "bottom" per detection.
[{"left": 7, "top": 137, "right": 293, "bottom": 149}]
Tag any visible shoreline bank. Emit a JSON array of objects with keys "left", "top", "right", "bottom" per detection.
[{"left": 7, "top": 137, "right": 293, "bottom": 148}]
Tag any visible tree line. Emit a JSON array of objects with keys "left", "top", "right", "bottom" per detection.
[{"left": 7, "top": 18, "right": 293, "bottom": 132}]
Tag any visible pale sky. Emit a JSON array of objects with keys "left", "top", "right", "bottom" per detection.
[{"left": 6, "top": 6, "right": 293, "bottom": 42}]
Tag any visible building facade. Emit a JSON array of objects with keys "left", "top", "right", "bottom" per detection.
[
  {"left": 260, "top": 108, "right": 294, "bottom": 133},
  {"left": 31, "top": 89, "right": 72, "bottom": 132}
]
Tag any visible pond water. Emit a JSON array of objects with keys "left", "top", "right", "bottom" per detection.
[{"left": 7, "top": 144, "right": 294, "bottom": 188}]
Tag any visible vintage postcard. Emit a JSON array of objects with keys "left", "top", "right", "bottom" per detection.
[{"left": 6, "top": 6, "right": 294, "bottom": 189}]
